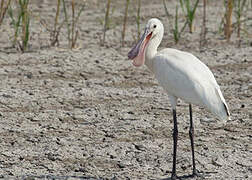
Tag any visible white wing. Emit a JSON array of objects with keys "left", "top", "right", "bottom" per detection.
[{"left": 152, "top": 48, "right": 229, "bottom": 121}]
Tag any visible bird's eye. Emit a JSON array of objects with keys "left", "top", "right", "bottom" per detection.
[{"left": 153, "top": 25, "right": 157, "bottom": 28}]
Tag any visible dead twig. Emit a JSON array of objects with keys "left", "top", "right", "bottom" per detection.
[
  {"left": 121, "top": 0, "right": 130, "bottom": 47},
  {"left": 224, "top": 0, "right": 233, "bottom": 42},
  {"left": 0, "top": 0, "right": 12, "bottom": 26},
  {"left": 51, "top": 0, "right": 61, "bottom": 46},
  {"left": 200, "top": 0, "right": 207, "bottom": 47},
  {"left": 102, "top": 0, "right": 111, "bottom": 45},
  {"left": 136, "top": 0, "right": 141, "bottom": 40},
  {"left": 62, "top": 0, "right": 70, "bottom": 46},
  {"left": 71, "top": 0, "right": 75, "bottom": 48}
]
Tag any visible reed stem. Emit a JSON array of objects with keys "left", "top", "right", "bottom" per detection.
[
  {"left": 122, "top": 0, "right": 130, "bottom": 47},
  {"left": 224, "top": 0, "right": 233, "bottom": 42},
  {"left": 102, "top": 0, "right": 111, "bottom": 45}
]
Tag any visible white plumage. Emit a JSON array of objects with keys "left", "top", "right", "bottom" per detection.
[
  {"left": 128, "top": 18, "right": 230, "bottom": 121},
  {"left": 153, "top": 48, "right": 229, "bottom": 121},
  {"left": 128, "top": 18, "right": 230, "bottom": 179}
]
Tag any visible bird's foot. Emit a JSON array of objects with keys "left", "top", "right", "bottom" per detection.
[{"left": 171, "top": 173, "right": 177, "bottom": 180}]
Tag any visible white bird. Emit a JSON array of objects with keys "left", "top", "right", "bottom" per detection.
[{"left": 128, "top": 18, "right": 230, "bottom": 179}]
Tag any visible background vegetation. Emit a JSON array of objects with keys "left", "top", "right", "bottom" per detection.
[{"left": 0, "top": 0, "right": 251, "bottom": 52}]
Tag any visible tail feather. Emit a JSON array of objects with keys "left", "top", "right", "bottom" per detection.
[
  {"left": 215, "top": 88, "right": 230, "bottom": 121},
  {"left": 223, "top": 102, "right": 230, "bottom": 117}
]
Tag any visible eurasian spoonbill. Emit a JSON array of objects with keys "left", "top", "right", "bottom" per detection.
[{"left": 128, "top": 18, "right": 230, "bottom": 179}]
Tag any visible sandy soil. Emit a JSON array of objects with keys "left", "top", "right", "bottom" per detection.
[{"left": 0, "top": 0, "right": 251, "bottom": 179}]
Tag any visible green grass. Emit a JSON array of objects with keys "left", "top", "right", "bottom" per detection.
[
  {"left": 8, "top": 0, "right": 30, "bottom": 52},
  {"left": 61, "top": 0, "right": 85, "bottom": 48},
  {"left": 179, "top": 0, "right": 199, "bottom": 33},
  {"left": 163, "top": 0, "right": 187, "bottom": 44}
]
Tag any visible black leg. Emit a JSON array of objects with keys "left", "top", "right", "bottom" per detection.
[
  {"left": 171, "top": 109, "right": 178, "bottom": 180},
  {"left": 189, "top": 104, "right": 197, "bottom": 176}
]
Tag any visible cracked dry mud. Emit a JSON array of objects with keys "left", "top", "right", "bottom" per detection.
[{"left": 0, "top": 0, "right": 251, "bottom": 179}]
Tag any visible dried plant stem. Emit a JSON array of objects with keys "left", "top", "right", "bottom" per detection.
[
  {"left": 9, "top": 0, "right": 31, "bottom": 52},
  {"left": 71, "top": 0, "right": 85, "bottom": 48},
  {"left": 237, "top": 1, "right": 241, "bottom": 38},
  {"left": 75, "top": 3, "right": 85, "bottom": 24},
  {"left": 136, "top": 0, "right": 141, "bottom": 40},
  {"left": 0, "top": 0, "right": 11, "bottom": 26},
  {"left": 102, "top": 0, "right": 111, "bottom": 45},
  {"left": 200, "top": 0, "right": 207, "bottom": 46},
  {"left": 21, "top": 0, "right": 29, "bottom": 51},
  {"left": 62, "top": 0, "right": 71, "bottom": 46},
  {"left": 71, "top": 0, "right": 75, "bottom": 48},
  {"left": 0, "top": 1, "right": 4, "bottom": 13},
  {"left": 8, "top": 4, "right": 19, "bottom": 46},
  {"left": 224, "top": 0, "right": 233, "bottom": 42},
  {"left": 234, "top": 0, "right": 247, "bottom": 47},
  {"left": 51, "top": 0, "right": 61, "bottom": 46},
  {"left": 236, "top": 0, "right": 247, "bottom": 38},
  {"left": 122, "top": 0, "right": 130, "bottom": 47},
  {"left": 54, "top": 0, "right": 60, "bottom": 34},
  {"left": 60, "top": 0, "right": 84, "bottom": 48}
]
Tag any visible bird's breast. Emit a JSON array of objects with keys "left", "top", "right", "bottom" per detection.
[{"left": 152, "top": 56, "right": 206, "bottom": 106}]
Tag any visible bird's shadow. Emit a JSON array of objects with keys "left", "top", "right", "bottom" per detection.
[{"left": 160, "top": 173, "right": 204, "bottom": 180}]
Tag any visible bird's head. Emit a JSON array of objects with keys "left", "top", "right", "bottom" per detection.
[{"left": 128, "top": 18, "right": 164, "bottom": 67}]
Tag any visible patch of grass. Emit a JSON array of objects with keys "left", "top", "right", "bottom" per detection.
[
  {"left": 179, "top": 0, "right": 199, "bottom": 33},
  {"left": 163, "top": 0, "right": 187, "bottom": 44},
  {"left": 233, "top": 0, "right": 248, "bottom": 45},
  {"left": 219, "top": 0, "right": 249, "bottom": 43},
  {"left": 46, "top": 0, "right": 86, "bottom": 48},
  {"left": 8, "top": 0, "right": 30, "bottom": 52},
  {"left": 173, "top": 6, "right": 180, "bottom": 43},
  {"left": 62, "top": 0, "right": 85, "bottom": 49}
]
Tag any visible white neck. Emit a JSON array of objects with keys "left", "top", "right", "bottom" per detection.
[{"left": 145, "top": 33, "right": 163, "bottom": 72}]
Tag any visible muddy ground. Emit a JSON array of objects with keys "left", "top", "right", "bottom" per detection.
[{"left": 0, "top": 0, "right": 251, "bottom": 179}]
